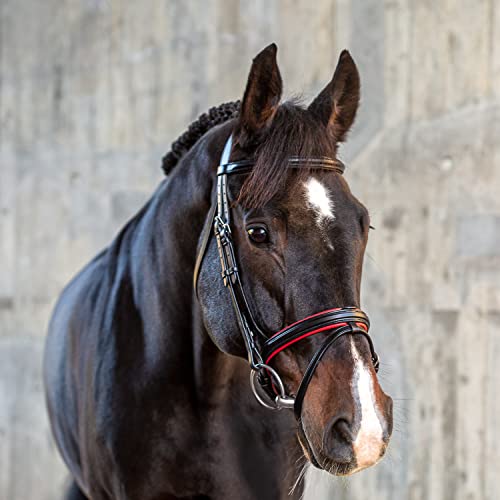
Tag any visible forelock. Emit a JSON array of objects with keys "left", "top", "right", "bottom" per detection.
[{"left": 237, "top": 101, "right": 337, "bottom": 208}]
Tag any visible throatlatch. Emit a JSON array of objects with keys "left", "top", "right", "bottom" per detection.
[{"left": 194, "top": 134, "right": 379, "bottom": 418}]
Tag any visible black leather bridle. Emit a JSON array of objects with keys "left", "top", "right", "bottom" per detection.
[{"left": 193, "top": 134, "right": 379, "bottom": 419}]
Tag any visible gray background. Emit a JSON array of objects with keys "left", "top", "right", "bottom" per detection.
[{"left": 1, "top": 1, "right": 499, "bottom": 499}]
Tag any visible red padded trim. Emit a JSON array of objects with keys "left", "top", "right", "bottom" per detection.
[{"left": 266, "top": 322, "right": 348, "bottom": 363}]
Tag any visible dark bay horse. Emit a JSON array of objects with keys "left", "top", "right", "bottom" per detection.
[{"left": 44, "top": 44, "right": 393, "bottom": 500}]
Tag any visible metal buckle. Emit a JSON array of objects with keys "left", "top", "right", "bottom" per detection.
[
  {"left": 214, "top": 216, "right": 231, "bottom": 243},
  {"left": 250, "top": 364, "right": 295, "bottom": 410}
]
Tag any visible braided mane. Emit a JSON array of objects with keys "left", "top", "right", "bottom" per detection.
[{"left": 162, "top": 101, "right": 240, "bottom": 175}]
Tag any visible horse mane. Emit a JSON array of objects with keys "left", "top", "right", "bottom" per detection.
[{"left": 162, "top": 101, "right": 241, "bottom": 175}]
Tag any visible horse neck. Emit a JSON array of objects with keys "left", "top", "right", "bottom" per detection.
[{"left": 126, "top": 128, "right": 229, "bottom": 375}]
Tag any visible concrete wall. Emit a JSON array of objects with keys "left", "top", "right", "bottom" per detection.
[{"left": 1, "top": 1, "right": 499, "bottom": 499}]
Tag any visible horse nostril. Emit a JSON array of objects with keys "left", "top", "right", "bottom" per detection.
[
  {"left": 323, "top": 416, "right": 356, "bottom": 463},
  {"left": 333, "top": 418, "right": 356, "bottom": 444}
]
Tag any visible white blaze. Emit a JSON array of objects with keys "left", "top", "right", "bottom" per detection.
[
  {"left": 304, "top": 178, "right": 335, "bottom": 225},
  {"left": 350, "top": 338, "right": 384, "bottom": 469}
]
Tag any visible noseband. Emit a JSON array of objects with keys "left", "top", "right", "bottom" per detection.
[{"left": 193, "top": 134, "right": 379, "bottom": 419}]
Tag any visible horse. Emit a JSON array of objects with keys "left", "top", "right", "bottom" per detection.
[{"left": 43, "top": 43, "right": 393, "bottom": 500}]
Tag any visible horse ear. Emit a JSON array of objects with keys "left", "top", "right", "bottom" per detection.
[
  {"left": 308, "top": 50, "right": 360, "bottom": 143},
  {"left": 236, "top": 43, "right": 283, "bottom": 148}
]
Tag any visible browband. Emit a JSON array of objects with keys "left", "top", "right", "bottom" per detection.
[{"left": 217, "top": 157, "right": 345, "bottom": 176}]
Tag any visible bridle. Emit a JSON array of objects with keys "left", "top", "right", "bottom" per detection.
[{"left": 193, "top": 134, "right": 379, "bottom": 419}]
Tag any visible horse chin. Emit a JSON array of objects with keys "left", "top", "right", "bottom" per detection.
[{"left": 297, "top": 423, "right": 380, "bottom": 476}]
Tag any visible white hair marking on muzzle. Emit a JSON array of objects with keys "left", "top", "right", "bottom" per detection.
[{"left": 350, "top": 337, "right": 384, "bottom": 470}]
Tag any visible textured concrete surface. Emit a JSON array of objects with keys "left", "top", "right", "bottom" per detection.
[{"left": 1, "top": 1, "right": 499, "bottom": 499}]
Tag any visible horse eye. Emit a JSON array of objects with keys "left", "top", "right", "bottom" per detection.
[{"left": 247, "top": 226, "right": 269, "bottom": 244}]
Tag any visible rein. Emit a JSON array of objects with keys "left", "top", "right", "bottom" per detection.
[{"left": 193, "top": 134, "right": 379, "bottom": 418}]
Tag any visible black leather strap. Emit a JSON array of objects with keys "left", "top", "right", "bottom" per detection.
[
  {"left": 294, "top": 325, "right": 352, "bottom": 419},
  {"left": 262, "top": 308, "right": 370, "bottom": 362},
  {"left": 293, "top": 323, "right": 377, "bottom": 419},
  {"left": 217, "top": 156, "right": 345, "bottom": 176},
  {"left": 193, "top": 201, "right": 217, "bottom": 298}
]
